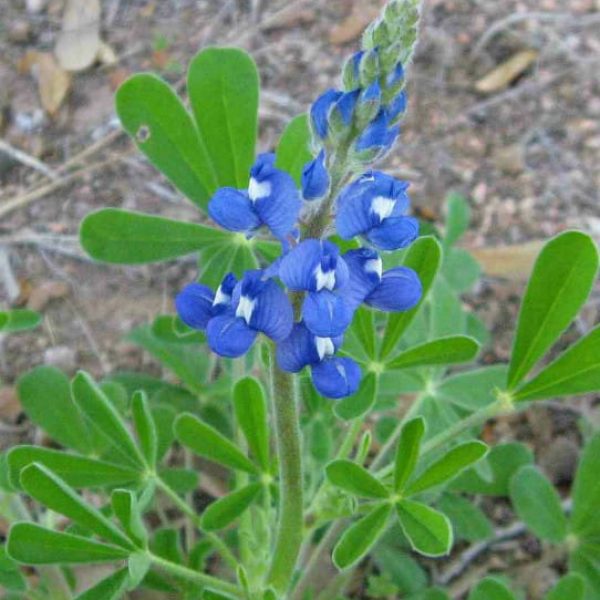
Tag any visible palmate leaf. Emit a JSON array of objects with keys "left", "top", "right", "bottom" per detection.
[
  {"left": 333, "top": 504, "right": 392, "bottom": 570},
  {"left": 116, "top": 73, "right": 217, "bottom": 210},
  {"left": 112, "top": 489, "right": 148, "bottom": 548},
  {"left": 394, "top": 417, "right": 425, "bottom": 493},
  {"left": 201, "top": 483, "right": 262, "bottom": 531},
  {"left": 0, "top": 309, "right": 41, "bottom": 333},
  {"left": 545, "top": 574, "right": 586, "bottom": 600},
  {"left": 507, "top": 231, "right": 599, "bottom": 389},
  {"left": 436, "top": 494, "right": 493, "bottom": 542},
  {"left": 571, "top": 431, "right": 600, "bottom": 539},
  {"left": 75, "top": 567, "right": 130, "bottom": 600},
  {"left": 395, "top": 499, "right": 452, "bottom": 557},
  {"left": 132, "top": 391, "right": 158, "bottom": 468},
  {"left": 188, "top": 47, "right": 259, "bottom": 189},
  {"left": 0, "top": 545, "right": 27, "bottom": 592},
  {"left": 326, "top": 460, "right": 389, "bottom": 499},
  {"left": 275, "top": 114, "right": 312, "bottom": 186},
  {"left": 509, "top": 466, "right": 566, "bottom": 543},
  {"left": 443, "top": 193, "right": 471, "bottom": 248},
  {"left": 386, "top": 336, "right": 480, "bottom": 370},
  {"left": 7, "top": 523, "right": 129, "bottom": 565},
  {"left": 467, "top": 578, "right": 516, "bottom": 600}
]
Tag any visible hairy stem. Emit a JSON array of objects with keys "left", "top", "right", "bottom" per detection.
[
  {"left": 155, "top": 476, "right": 238, "bottom": 570},
  {"left": 267, "top": 350, "right": 304, "bottom": 595}
]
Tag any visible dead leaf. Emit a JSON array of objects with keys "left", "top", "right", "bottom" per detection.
[
  {"left": 55, "top": 0, "right": 101, "bottom": 72},
  {"left": 467, "top": 240, "right": 544, "bottom": 281},
  {"left": 27, "top": 280, "right": 70, "bottom": 311},
  {"left": 96, "top": 41, "right": 118, "bottom": 66},
  {"left": 21, "top": 51, "right": 72, "bottom": 116},
  {"left": 329, "top": 5, "right": 381, "bottom": 45},
  {"left": 0, "top": 387, "right": 21, "bottom": 422},
  {"left": 261, "top": 6, "right": 316, "bottom": 31},
  {"left": 475, "top": 50, "right": 539, "bottom": 94}
]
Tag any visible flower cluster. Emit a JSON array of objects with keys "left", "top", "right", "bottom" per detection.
[{"left": 176, "top": 0, "right": 423, "bottom": 399}]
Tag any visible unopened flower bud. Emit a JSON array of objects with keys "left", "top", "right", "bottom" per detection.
[{"left": 301, "top": 151, "right": 330, "bottom": 201}]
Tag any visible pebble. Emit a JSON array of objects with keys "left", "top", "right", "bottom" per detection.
[{"left": 43, "top": 346, "right": 77, "bottom": 372}]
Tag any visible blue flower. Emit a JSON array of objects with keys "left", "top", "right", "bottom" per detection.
[
  {"left": 355, "top": 111, "right": 399, "bottom": 153},
  {"left": 385, "top": 90, "right": 407, "bottom": 122},
  {"left": 336, "top": 171, "right": 419, "bottom": 251},
  {"left": 342, "top": 248, "right": 422, "bottom": 313},
  {"left": 175, "top": 273, "right": 237, "bottom": 330},
  {"left": 310, "top": 89, "right": 343, "bottom": 139},
  {"left": 208, "top": 153, "right": 301, "bottom": 241},
  {"left": 302, "top": 150, "right": 330, "bottom": 201},
  {"left": 276, "top": 322, "right": 360, "bottom": 399},
  {"left": 206, "top": 270, "right": 293, "bottom": 358},
  {"left": 334, "top": 89, "right": 360, "bottom": 126},
  {"left": 387, "top": 62, "right": 405, "bottom": 88}
]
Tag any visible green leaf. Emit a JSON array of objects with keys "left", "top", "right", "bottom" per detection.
[
  {"left": 545, "top": 574, "right": 586, "bottom": 600},
  {"left": 430, "top": 276, "right": 467, "bottom": 338},
  {"left": 112, "top": 489, "right": 148, "bottom": 548},
  {"left": 151, "top": 528, "right": 184, "bottom": 564},
  {"left": 468, "top": 578, "right": 516, "bottom": 600},
  {"left": 508, "top": 231, "right": 599, "bottom": 389},
  {"left": 0, "top": 545, "right": 27, "bottom": 591},
  {"left": 350, "top": 307, "right": 376, "bottom": 359},
  {"left": 437, "top": 494, "right": 493, "bottom": 542},
  {"left": 509, "top": 465, "right": 566, "bottom": 542},
  {"left": 444, "top": 193, "right": 471, "bottom": 247},
  {"left": 174, "top": 413, "right": 258, "bottom": 474},
  {"left": 132, "top": 391, "right": 157, "bottom": 467},
  {"left": 514, "top": 325, "right": 600, "bottom": 402},
  {"left": 450, "top": 442, "right": 533, "bottom": 496},
  {"left": 158, "top": 468, "right": 199, "bottom": 494},
  {"left": 380, "top": 236, "right": 442, "bottom": 359},
  {"left": 334, "top": 372, "right": 378, "bottom": 420},
  {"left": 233, "top": 377, "right": 269, "bottom": 471},
  {"left": 443, "top": 248, "right": 481, "bottom": 293},
  {"left": 7, "top": 446, "right": 140, "bottom": 489},
  {"left": 394, "top": 417, "right": 425, "bottom": 493},
  {"left": 7, "top": 523, "right": 129, "bottom": 564},
  {"left": 188, "top": 47, "right": 259, "bottom": 188},
  {"left": 128, "top": 551, "right": 151, "bottom": 588},
  {"left": 81, "top": 208, "right": 227, "bottom": 264},
  {"left": 332, "top": 504, "right": 392, "bottom": 570},
  {"left": 406, "top": 441, "right": 488, "bottom": 496},
  {"left": 17, "top": 366, "right": 90, "bottom": 454},
  {"left": 275, "top": 114, "right": 312, "bottom": 186},
  {"left": 0, "top": 309, "right": 41, "bottom": 332},
  {"left": 20, "top": 463, "right": 134, "bottom": 550},
  {"left": 326, "top": 460, "right": 389, "bottom": 499},
  {"left": 372, "top": 546, "right": 427, "bottom": 595},
  {"left": 75, "top": 567, "right": 130, "bottom": 600},
  {"left": 127, "top": 325, "right": 209, "bottom": 395},
  {"left": 571, "top": 431, "right": 600, "bottom": 538},
  {"left": 570, "top": 547, "right": 600, "bottom": 600},
  {"left": 395, "top": 499, "right": 453, "bottom": 557},
  {"left": 72, "top": 371, "right": 145, "bottom": 468},
  {"left": 201, "top": 483, "right": 262, "bottom": 531},
  {"left": 386, "top": 336, "right": 480, "bottom": 370},
  {"left": 116, "top": 73, "right": 217, "bottom": 209}
]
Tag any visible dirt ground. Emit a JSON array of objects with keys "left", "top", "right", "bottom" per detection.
[{"left": 1, "top": 0, "right": 599, "bottom": 598}]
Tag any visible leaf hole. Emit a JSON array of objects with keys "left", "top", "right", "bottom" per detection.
[{"left": 136, "top": 125, "right": 151, "bottom": 143}]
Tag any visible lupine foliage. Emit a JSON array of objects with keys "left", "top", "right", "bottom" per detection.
[{"left": 2, "top": 1, "right": 600, "bottom": 599}]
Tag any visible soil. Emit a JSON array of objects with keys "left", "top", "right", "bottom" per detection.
[{"left": 1, "top": 1, "right": 599, "bottom": 598}]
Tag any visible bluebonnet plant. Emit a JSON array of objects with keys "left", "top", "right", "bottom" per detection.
[{"left": 176, "top": 0, "right": 423, "bottom": 399}]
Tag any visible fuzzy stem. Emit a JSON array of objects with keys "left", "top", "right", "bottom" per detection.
[{"left": 266, "top": 350, "right": 304, "bottom": 595}]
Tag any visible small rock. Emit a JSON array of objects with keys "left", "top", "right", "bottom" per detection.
[
  {"left": 494, "top": 145, "right": 524, "bottom": 175},
  {"left": 8, "top": 20, "right": 32, "bottom": 43},
  {"left": 0, "top": 387, "right": 21, "bottom": 422},
  {"left": 539, "top": 436, "right": 580, "bottom": 485},
  {"left": 43, "top": 346, "right": 77, "bottom": 372}
]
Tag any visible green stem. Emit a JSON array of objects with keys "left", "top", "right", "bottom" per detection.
[
  {"left": 149, "top": 552, "right": 241, "bottom": 598},
  {"left": 155, "top": 476, "right": 238, "bottom": 570},
  {"left": 266, "top": 351, "right": 304, "bottom": 595}
]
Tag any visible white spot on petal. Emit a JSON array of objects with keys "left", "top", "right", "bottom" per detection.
[
  {"left": 248, "top": 178, "right": 272, "bottom": 202},
  {"left": 365, "top": 257, "right": 383, "bottom": 279},
  {"left": 370, "top": 195, "right": 395, "bottom": 221},
  {"left": 314, "top": 264, "right": 336, "bottom": 291},
  {"left": 315, "top": 337, "right": 335, "bottom": 360},
  {"left": 236, "top": 295, "right": 256, "bottom": 324},
  {"left": 213, "top": 286, "right": 230, "bottom": 307}
]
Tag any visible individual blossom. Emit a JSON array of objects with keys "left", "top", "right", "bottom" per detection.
[
  {"left": 336, "top": 171, "right": 419, "bottom": 251},
  {"left": 310, "top": 89, "right": 343, "bottom": 139},
  {"left": 175, "top": 273, "right": 237, "bottom": 330},
  {"left": 343, "top": 248, "right": 422, "bottom": 313},
  {"left": 302, "top": 150, "right": 330, "bottom": 201},
  {"left": 354, "top": 110, "right": 399, "bottom": 155},
  {"left": 279, "top": 239, "right": 352, "bottom": 337},
  {"left": 208, "top": 153, "right": 300, "bottom": 241},
  {"left": 276, "top": 322, "right": 360, "bottom": 399}
]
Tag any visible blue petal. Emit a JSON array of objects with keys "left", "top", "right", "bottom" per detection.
[
  {"left": 212, "top": 273, "right": 238, "bottom": 314},
  {"left": 355, "top": 111, "right": 389, "bottom": 152},
  {"left": 302, "top": 150, "right": 330, "bottom": 201},
  {"left": 208, "top": 188, "right": 260, "bottom": 233},
  {"left": 367, "top": 216, "right": 419, "bottom": 251},
  {"left": 335, "top": 89, "right": 360, "bottom": 125},
  {"left": 385, "top": 90, "right": 407, "bottom": 121},
  {"left": 387, "top": 62, "right": 405, "bottom": 88},
  {"left": 248, "top": 279, "right": 294, "bottom": 342},
  {"left": 279, "top": 240, "right": 348, "bottom": 292},
  {"left": 361, "top": 80, "right": 381, "bottom": 104},
  {"left": 311, "top": 357, "right": 362, "bottom": 399},
  {"left": 303, "top": 290, "right": 352, "bottom": 337},
  {"left": 310, "top": 89, "right": 342, "bottom": 139},
  {"left": 206, "top": 314, "right": 257, "bottom": 358},
  {"left": 175, "top": 283, "right": 215, "bottom": 330},
  {"left": 276, "top": 322, "right": 320, "bottom": 373},
  {"left": 254, "top": 170, "right": 301, "bottom": 240},
  {"left": 335, "top": 175, "right": 375, "bottom": 239},
  {"left": 365, "top": 266, "right": 422, "bottom": 312},
  {"left": 250, "top": 153, "right": 276, "bottom": 178},
  {"left": 342, "top": 248, "right": 383, "bottom": 311}
]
